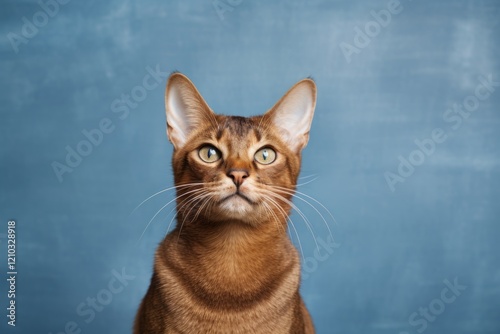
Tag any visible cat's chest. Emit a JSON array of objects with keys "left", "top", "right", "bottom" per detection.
[
  {"left": 155, "top": 242, "right": 301, "bottom": 333},
  {"left": 158, "top": 263, "right": 300, "bottom": 334}
]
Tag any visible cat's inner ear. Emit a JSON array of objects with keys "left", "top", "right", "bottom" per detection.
[
  {"left": 264, "top": 79, "right": 317, "bottom": 152},
  {"left": 165, "top": 73, "right": 215, "bottom": 150}
]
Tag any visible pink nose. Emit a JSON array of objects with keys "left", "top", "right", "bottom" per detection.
[{"left": 227, "top": 169, "right": 249, "bottom": 187}]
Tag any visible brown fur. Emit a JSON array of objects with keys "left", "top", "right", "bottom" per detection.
[{"left": 134, "top": 73, "right": 316, "bottom": 334}]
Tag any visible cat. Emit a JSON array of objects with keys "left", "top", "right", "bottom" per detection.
[{"left": 134, "top": 72, "right": 317, "bottom": 334}]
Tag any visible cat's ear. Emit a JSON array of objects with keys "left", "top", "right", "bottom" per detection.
[
  {"left": 165, "top": 73, "right": 215, "bottom": 150},
  {"left": 264, "top": 78, "right": 317, "bottom": 152}
]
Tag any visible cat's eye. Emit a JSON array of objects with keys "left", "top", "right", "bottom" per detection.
[
  {"left": 254, "top": 147, "right": 276, "bottom": 165},
  {"left": 198, "top": 145, "right": 222, "bottom": 163}
]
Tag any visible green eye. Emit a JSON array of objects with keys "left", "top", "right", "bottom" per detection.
[
  {"left": 254, "top": 147, "right": 276, "bottom": 165},
  {"left": 198, "top": 145, "right": 222, "bottom": 163}
]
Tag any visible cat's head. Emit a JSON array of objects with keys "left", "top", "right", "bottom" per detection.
[{"left": 165, "top": 73, "right": 316, "bottom": 226}]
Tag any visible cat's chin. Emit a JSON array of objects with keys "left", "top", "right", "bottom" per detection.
[{"left": 217, "top": 195, "right": 255, "bottom": 220}]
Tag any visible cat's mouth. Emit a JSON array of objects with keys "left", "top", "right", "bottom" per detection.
[{"left": 220, "top": 192, "right": 255, "bottom": 205}]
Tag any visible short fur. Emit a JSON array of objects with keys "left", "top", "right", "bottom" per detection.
[{"left": 134, "top": 73, "right": 317, "bottom": 334}]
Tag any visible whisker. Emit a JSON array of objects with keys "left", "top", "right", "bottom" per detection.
[
  {"left": 164, "top": 188, "right": 209, "bottom": 232},
  {"left": 192, "top": 195, "right": 213, "bottom": 225},
  {"left": 261, "top": 199, "right": 286, "bottom": 235},
  {"left": 269, "top": 186, "right": 335, "bottom": 241},
  {"left": 137, "top": 188, "right": 206, "bottom": 243},
  {"left": 176, "top": 193, "right": 211, "bottom": 242},
  {"left": 272, "top": 184, "right": 339, "bottom": 227},
  {"left": 287, "top": 216, "right": 305, "bottom": 261},
  {"left": 291, "top": 194, "right": 334, "bottom": 241},
  {"left": 136, "top": 202, "right": 170, "bottom": 244},
  {"left": 130, "top": 182, "right": 205, "bottom": 215},
  {"left": 264, "top": 197, "right": 304, "bottom": 259},
  {"left": 296, "top": 177, "right": 318, "bottom": 187},
  {"left": 260, "top": 189, "right": 319, "bottom": 253},
  {"left": 298, "top": 174, "right": 318, "bottom": 180},
  {"left": 205, "top": 194, "right": 217, "bottom": 217}
]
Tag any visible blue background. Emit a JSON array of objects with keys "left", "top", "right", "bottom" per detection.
[{"left": 1, "top": 0, "right": 499, "bottom": 333}]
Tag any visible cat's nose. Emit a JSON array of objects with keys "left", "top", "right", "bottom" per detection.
[{"left": 227, "top": 169, "right": 249, "bottom": 187}]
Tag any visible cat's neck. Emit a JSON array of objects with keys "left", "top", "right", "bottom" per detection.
[
  {"left": 156, "top": 218, "right": 301, "bottom": 320},
  {"left": 177, "top": 218, "right": 289, "bottom": 255},
  {"left": 164, "top": 219, "right": 297, "bottom": 285}
]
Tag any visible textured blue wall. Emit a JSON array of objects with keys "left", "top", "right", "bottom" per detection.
[{"left": 1, "top": 0, "right": 499, "bottom": 333}]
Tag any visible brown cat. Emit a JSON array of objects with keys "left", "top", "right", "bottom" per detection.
[{"left": 134, "top": 72, "right": 317, "bottom": 334}]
